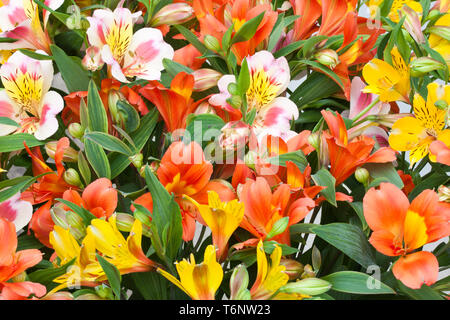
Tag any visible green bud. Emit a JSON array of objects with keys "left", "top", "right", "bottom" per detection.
[
  {"left": 227, "top": 95, "right": 242, "bottom": 109},
  {"left": 435, "top": 99, "right": 448, "bottom": 110},
  {"left": 133, "top": 209, "right": 151, "bottom": 227},
  {"left": 410, "top": 57, "right": 445, "bottom": 77},
  {"left": 301, "top": 264, "right": 316, "bottom": 279},
  {"left": 63, "top": 169, "right": 83, "bottom": 188},
  {"left": 50, "top": 206, "right": 70, "bottom": 229},
  {"left": 129, "top": 153, "right": 143, "bottom": 169},
  {"left": 230, "top": 264, "right": 251, "bottom": 300},
  {"left": 279, "top": 278, "right": 331, "bottom": 296},
  {"left": 227, "top": 82, "right": 239, "bottom": 96},
  {"left": 115, "top": 213, "right": 135, "bottom": 232},
  {"left": 68, "top": 123, "right": 85, "bottom": 139},
  {"left": 355, "top": 167, "right": 370, "bottom": 185},
  {"left": 203, "top": 35, "right": 221, "bottom": 52},
  {"left": 280, "top": 258, "right": 304, "bottom": 280},
  {"left": 315, "top": 49, "right": 339, "bottom": 69},
  {"left": 307, "top": 132, "right": 320, "bottom": 150},
  {"left": 426, "top": 9, "right": 440, "bottom": 21},
  {"left": 95, "top": 284, "right": 115, "bottom": 300}
]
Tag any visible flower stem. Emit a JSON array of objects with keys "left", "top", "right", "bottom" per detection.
[{"left": 351, "top": 97, "right": 380, "bottom": 124}]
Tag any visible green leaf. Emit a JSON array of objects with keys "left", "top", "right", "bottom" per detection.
[
  {"left": 311, "top": 223, "right": 376, "bottom": 269},
  {"left": 162, "top": 58, "right": 193, "bottom": 78},
  {"left": 263, "top": 241, "right": 298, "bottom": 255},
  {"left": 0, "top": 133, "right": 45, "bottom": 152},
  {"left": 289, "top": 72, "right": 340, "bottom": 107},
  {"left": 87, "top": 80, "right": 108, "bottom": 133},
  {"left": 311, "top": 168, "right": 337, "bottom": 207},
  {"left": 174, "top": 25, "right": 208, "bottom": 54},
  {"left": 0, "top": 37, "right": 18, "bottom": 43},
  {"left": 267, "top": 13, "right": 285, "bottom": 52},
  {"left": 96, "top": 254, "right": 122, "bottom": 300},
  {"left": 19, "top": 49, "right": 53, "bottom": 60},
  {"left": 222, "top": 24, "right": 234, "bottom": 51},
  {"left": 77, "top": 151, "right": 91, "bottom": 185},
  {"left": 0, "top": 117, "right": 20, "bottom": 127},
  {"left": 322, "top": 271, "right": 396, "bottom": 295},
  {"left": 144, "top": 166, "right": 183, "bottom": 261},
  {"left": 299, "top": 60, "right": 343, "bottom": 88},
  {"left": 131, "top": 272, "right": 168, "bottom": 300},
  {"left": 109, "top": 109, "right": 158, "bottom": 179},
  {"left": 349, "top": 202, "right": 368, "bottom": 232},
  {"left": 28, "top": 258, "right": 76, "bottom": 287},
  {"left": 85, "top": 132, "right": 133, "bottom": 155},
  {"left": 50, "top": 44, "right": 89, "bottom": 92},
  {"left": 55, "top": 198, "right": 97, "bottom": 225},
  {"left": 237, "top": 58, "right": 250, "bottom": 96},
  {"left": 17, "top": 233, "right": 44, "bottom": 251},
  {"left": 0, "top": 173, "right": 51, "bottom": 203},
  {"left": 231, "top": 12, "right": 265, "bottom": 44},
  {"left": 184, "top": 113, "right": 225, "bottom": 145},
  {"left": 302, "top": 35, "right": 328, "bottom": 58},
  {"left": 115, "top": 100, "right": 141, "bottom": 133},
  {"left": 33, "top": 0, "right": 70, "bottom": 25},
  {"left": 290, "top": 223, "right": 317, "bottom": 234},
  {"left": 274, "top": 40, "right": 304, "bottom": 59},
  {"left": 84, "top": 137, "right": 111, "bottom": 179},
  {"left": 396, "top": 280, "right": 444, "bottom": 300},
  {"left": 363, "top": 162, "right": 404, "bottom": 189},
  {"left": 267, "top": 150, "right": 308, "bottom": 171}
]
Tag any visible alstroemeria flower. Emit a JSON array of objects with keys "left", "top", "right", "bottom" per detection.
[
  {"left": 139, "top": 72, "right": 207, "bottom": 133},
  {"left": 133, "top": 141, "right": 235, "bottom": 242},
  {"left": 210, "top": 51, "right": 298, "bottom": 138},
  {"left": 157, "top": 245, "right": 223, "bottom": 300},
  {"left": 185, "top": 191, "right": 245, "bottom": 261},
  {"left": 363, "top": 183, "right": 450, "bottom": 289},
  {"left": 87, "top": 215, "right": 158, "bottom": 277},
  {"left": 0, "top": 192, "right": 32, "bottom": 231},
  {"left": 0, "top": 0, "right": 63, "bottom": 54},
  {"left": 388, "top": 0, "right": 423, "bottom": 23},
  {"left": 321, "top": 110, "right": 397, "bottom": 186},
  {"left": 62, "top": 178, "right": 118, "bottom": 219},
  {"left": 0, "top": 51, "right": 63, "bottom": 140},
  {"left": 250, "top": 241, "right": 289, "bottom": 300},
  {"left": 430, "top": 140, "right": 450, "bottom": 166},
  {"left": 0, "top": 217, "right": 45, "bottom": 300},
  {"left": 389, "top": 82, "right": 450, "bottom": 165},
  {"left": 239, "top": 177, "right": 316, "bottom": 246},
  {"left": 362, "top": 47, "right": 411, "bottom": 103},
  {"left": 85, "top": 4, "right": 174, "bottom": 83}
]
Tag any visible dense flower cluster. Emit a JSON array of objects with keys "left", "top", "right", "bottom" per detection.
[{"left": 0, "top": 0, "right": 448, "bottom": 301}]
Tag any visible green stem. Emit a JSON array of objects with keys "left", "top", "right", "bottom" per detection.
[{"left": 351, "top": 97, "right": 380, "bottom": 124}]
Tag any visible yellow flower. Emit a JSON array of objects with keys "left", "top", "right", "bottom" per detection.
[
  {"left": 429, "top": 14, "right": 450, "bottom": 74},
  {"left": 49, "top": 225, "right": 101, "bottom": 293},
  {"left": 157, "top": 245, "right": 223, "bottom": 300},
  {"left": 250, "top": 241, "right": 289, "bottom": 300},
  {"left": 86, "top": 215, "right": 157, "bottom": 277},
  {"left": 388, "top": 0, "right": 423, "bottom": 22},
  {"left": 185, "top": 191, "right": 244, "bottom": 261},
  {"left": 389, "top": 82, "right": 450, "bottom": 165},
  {"left": 362, "top": 47, "right": 411, "bottom": 103}
]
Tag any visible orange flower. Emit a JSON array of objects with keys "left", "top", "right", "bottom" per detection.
[
  {"left": 133, "top": 141, "right": 235, "bottom": 241},
  {"left": 62, "top": 178, "right": 118, "bottom": 219},
  {"left": 28, "top": 201, "right": 54, "bottom": 248},
  {"left": 430, "top": 140, "right": 450, "bottom": 166},
  {"left": 139, "top": 72, "right": 207, "bottom": 133},
  {"left": 239, "top": 177, "right": 315, "bottom": 246},
  {"left": 397, "top": 170, "right": 415, "bottom": 196},
  {"left": 290, "top": 0, "right": 321, "bottom": 41},
  {"left": 321, "top": 110, "right": 396, "bottom": 186},
  {"left": 0, "top": 217, "right": 45, "bottom": 300},
  {"left": 363, "top": 183, "right": 450, "bottom": 289}
]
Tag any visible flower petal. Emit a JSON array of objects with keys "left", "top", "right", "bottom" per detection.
[{"left": 392, "top": 251, "right": 439, "bottom": 289}]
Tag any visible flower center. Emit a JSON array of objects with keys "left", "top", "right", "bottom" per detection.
[
  {"left": 105, "top": 20, "right": 133, "bottom": 63},
  {"left": 246, "top": 70, "right": 280, "bottom": 110}
]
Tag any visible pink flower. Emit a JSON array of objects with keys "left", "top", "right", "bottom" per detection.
[
  {"left": 0, "top": 192, "right": 33, "bottom": 231},
  {"left": 0, "top": 50, "right": 63, "bottom": 140}
]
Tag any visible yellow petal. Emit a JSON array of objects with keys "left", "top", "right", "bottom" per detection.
[
  {"left": 403, "top": 210, "right": 428, "bottom": 251},
  {"left": 389, "top": 116, "right": 426, "bottom": 151},
  {"left": 49, "top": 225, "right": 80, "bottom": 264}
]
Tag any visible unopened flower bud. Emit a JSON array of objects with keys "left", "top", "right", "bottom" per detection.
[
  {"left": 68, "top": 123, "right": 85, "bottom": 139},
  {"left": 63, "top": 169, "right": 83, "bottom": 187},
  {"left": 266, "top": 217, "right": 289, "bottom": 239},
  {"left": 203, "top": 35, "right": 221, "bottom": 52},
  {"left": 129, "top": 153, "right": 143, "bottom": 169},
  {"left": 355, "top": 167, "right": 370, "bottom": 185},
  {"left": 279, "top": 278, "right": 331, "bottom": 296},
  {"left": 438, "top": 185, "right": 450, "bottom": 202},
  {"left": 219, "top": 121, "right": 250, "bottom": 150},
  {"left": 76, "top": 293, "right": 105, "bottom": 300},
  {"left": 230, "top": 264, "right": 251, "bottom": 300},
  {"left": 280, "top": 258, "right": 304, "bottom": 280},
  {"left": 400, "top": 5, "right": 425, "bottom": 44},
  {"left": 435, "top": 99, "right": 448, "bottom": 110},
  {"left": 108, "top": 92, "right": 121, "bottom": 124},
  {"left": 410, "top": 57, "right": 446, "bottom": 77},
  {"left": 116, "top": 213, "right": 135, "bottom": 232},
  {"left": 366, "top": 113, "right": 411, "bottom": 128},
  {"left": 428, "top": 25, "right": 450, "bottom": 40},
  {"left": 315, "top": 49, "right": 339, "bottom": 69},
  {"left": 51, "top": 206, "right": 70, "bottom": 229},
  {"left": 193, "top": 69, "right": 222, "bottom": 91},
  {"left": 426, "top": 9, "right": 441, "bottom": 21},
  {"left": 82, "top": 46, "right": 104, "bottom": 71},
  {"left": 95, "top": 284, "right": 115, "bottom": 300},
  {"left": 301, "top": 264, "right": 316, "bottom": 278},
  {"left": 307, "top": 132, "right": 320, "bottom": 150},
  {"left": 194, "top": 102, "right": 217, "bottom": 115},
  {"left": 66, "top": 210, "right": 86, "bottom": 240},
  {"left": 151, "top": 3, "right": 194, "bottom": 26},
  {"left": 227, "top": 83, "right": 239, "bottom": 96},
  {"left": 11, "top": 272, "right": 27, "bottom": 283},
  {"left": 133, "top": 209, "right": 151, "bottom": 227},
  {"left": 45, "top": 141, "right": 78, "bottom": 163}
]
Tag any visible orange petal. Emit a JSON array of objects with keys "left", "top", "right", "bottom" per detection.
[{"left": 392, "top": 251, "right": 439, "bottom": 289}]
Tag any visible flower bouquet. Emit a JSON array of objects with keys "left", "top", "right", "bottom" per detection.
[{"left": 0, "top": 0, "right": 448, "bottom": 302}]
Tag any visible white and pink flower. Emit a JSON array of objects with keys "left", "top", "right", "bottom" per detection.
[
  {"left": 0, "top": 192, "right": 33, "bottom": 231},
  {"left": 0, "top": 0, "right": 64, "bottom": 54},
  {"left": 210, "top": 50, "right": 298, "bottom": 139},
  {"left": 0, "top": 50, "right": 63, "bottom": 140},
  {"left": 85, "top": 3, "right": 174, "bottom": 83}
]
